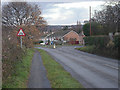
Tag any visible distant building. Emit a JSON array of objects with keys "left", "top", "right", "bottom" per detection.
[
  {"left": 41, "top": 30, "right": 85, "bottom": 45},
  {"left": 63, "top": 30, "right": 84, "bottom": 44}
]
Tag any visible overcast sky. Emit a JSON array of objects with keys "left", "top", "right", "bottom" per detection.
[
  {"left": 39, "top": 1, "right": 105, "bottom": 25},
  {"left": 2, "top": 0, "right": 106, "bottom": 25}
]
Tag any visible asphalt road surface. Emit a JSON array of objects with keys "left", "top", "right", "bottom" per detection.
[
  {"left": 28, "top": 51, "right": 51, "bottom": 88},
  {"left": 37, "top": 46, "right": 119, "bottom": 88}
]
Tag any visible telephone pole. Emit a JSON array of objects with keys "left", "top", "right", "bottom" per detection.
[{"left": 89, "top": 6, "right": 92, "bottom": 36}]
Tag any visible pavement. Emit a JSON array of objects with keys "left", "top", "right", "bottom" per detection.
[
  {"left": 28, "top": 51, "right": 51, "bottom": 88},
  {"left": 37, "top": 46, "right": 119, "bottom": 88}
]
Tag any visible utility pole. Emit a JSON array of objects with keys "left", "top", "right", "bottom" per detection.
[{"left": 89, "top": 6, "right": 92, "bottom": 36}]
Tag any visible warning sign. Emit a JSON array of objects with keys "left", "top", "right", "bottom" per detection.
[{"left": 17, "top": 28, "right": 25, "bottom": 36}]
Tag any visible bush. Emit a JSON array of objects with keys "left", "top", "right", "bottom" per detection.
[
  {"left": 113, "top": 35, "right": 120, "bottom": 59},
  {"left": 3, "top": 49, "right": 34, "bottom": 88},
  {"left": 84, "top": 36, "right": 110, "bottom": 48},
  {"left": 113, "top": 35, "right": 120, "bottom": 48},
  {"left": 76, "top": 45, "right": 95, "bottom": 53},
  {"left": 76, "top": 45, "right": 119, "bottom": 60},
  {"left": 2, "top": 28, "right": 26, "bottom": 83},
  {"left": 82, "top": 35, "right": 119, "bottom": 60}
]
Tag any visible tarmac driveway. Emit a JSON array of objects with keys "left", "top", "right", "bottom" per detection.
[{"left": 37, "top": 46, "right": 119, "bottom": 88}]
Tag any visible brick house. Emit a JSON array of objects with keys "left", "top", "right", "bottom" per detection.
[{"left": 63, "top": 30, "right": 82, "bottom": 44}]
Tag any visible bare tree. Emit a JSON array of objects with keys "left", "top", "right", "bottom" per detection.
[
  {"left": 2, "top": 2, "right": 47, "bottom": 47},
  {"left": 2, "top": 2, "right": 47, "bottom": 27},
  {"left": 93, "top": 1, "right": 120, "bottom": 34}
]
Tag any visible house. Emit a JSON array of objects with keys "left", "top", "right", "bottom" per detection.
[
  {"left": 40, "top": 33, "right": 54, "bottom": 44},
  {"left": 41, "top": 30, "right": 85, "bottom": 45},
  {"left": 63, "top": 30, "right": 85, "bottom": 44},
  {"left": 63, "top": 30, "right": 82, "bottom": 44}
]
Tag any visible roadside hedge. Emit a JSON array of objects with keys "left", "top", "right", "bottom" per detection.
[
  {"left": 113, "top": 35, "right": 120, "bottom": 48},
  {"left": 113, "top": 35, "right": 120, "bottom": 59},
  {"left": 84, "top": 36, "right": 110, "bottom": 48},
  {"left": 83, "top": 35, "right": 120, "bottom": 59},
  {"left": 2, "top": 28, "right": 26, "bottom": 84}
]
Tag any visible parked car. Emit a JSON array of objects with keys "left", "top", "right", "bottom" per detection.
[{"left": 40, "top": 43, "right": 45, "bottom": 45}]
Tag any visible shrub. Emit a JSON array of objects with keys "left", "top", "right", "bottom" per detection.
[
  {"left": 113, "top": 35, "right": 120, "bottom": 48},
  {"left": 113, "top": 35, "right": 120, "bottom": 59},
  {"left": 83, "top": 35, "right": 119, "bottom": 60},
  {"left": 84, "top": 36, "right": 110, "bottom": 48},
  {"left": 76, "top": 45, "right": 95, "bottom": 53},
  {"left": 2, "top": 28, "right": 26, "bottom": 83}
]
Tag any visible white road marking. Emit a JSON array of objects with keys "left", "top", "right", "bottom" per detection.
[{"left": 104, "top": 64, "right": 118, "bottom": 70}]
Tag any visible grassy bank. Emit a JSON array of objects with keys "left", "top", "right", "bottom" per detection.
[
  {"left": 38, "top": 49, "right": 83, "bottom": 88},
  {"left": 76, "top": 45, "right": 95, "bottom": 53},
  {"left": 76, "top": 46, "right": 119, "bottom": 60},
  {"left": 3, "top": 49, "right": 34, "bottom": 88}
]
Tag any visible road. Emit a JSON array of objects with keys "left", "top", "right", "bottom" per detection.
[{"left": 37, "top": 46, "right": 119, "bottom": 88}]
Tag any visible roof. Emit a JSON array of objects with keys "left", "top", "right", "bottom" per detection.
[
  {"left": 47, "top": 30, "right": 71, "bottom": 38},
  {"left": 63, "top": 30, "right": 80, "bottom": 38},
  {"left": 43, "top": 30, "right": 83, "bottom": 39}
]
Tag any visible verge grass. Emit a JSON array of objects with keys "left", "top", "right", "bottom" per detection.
[
  {"left": 76, "top": 46, "right": 119, "bottom": 60},
  {"left": 76, "top": 45, "right": 95, "bottom": 53},
  {"left": 38, "top": 49, "right": 83, "bottom": 88},
  {"left": 3, "top": 49, "right": 34, "bottom": 88}
]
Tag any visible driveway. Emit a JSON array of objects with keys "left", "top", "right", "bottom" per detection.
[{"left": 37, "top": 46, "right": 119, "bottom": 88}]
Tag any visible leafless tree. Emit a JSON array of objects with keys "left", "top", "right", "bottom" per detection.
[
  {"left": 93, "top": 1, "right": 120, "bottom": 34},
  {"left": 2, "top": 2, "right": 47, "bottom": 27}
]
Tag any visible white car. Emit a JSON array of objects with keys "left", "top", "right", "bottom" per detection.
[{"left": 40, "top": 43, "right": 45, "bottom": 45}]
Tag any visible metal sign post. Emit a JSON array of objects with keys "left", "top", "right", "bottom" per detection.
[{"left": 21, "top": 36, "right": 22, "bottom": 48}]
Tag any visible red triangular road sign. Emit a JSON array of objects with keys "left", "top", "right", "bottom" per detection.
[{"left": 17, "top": 28, "right": 26, "bottom": 36}]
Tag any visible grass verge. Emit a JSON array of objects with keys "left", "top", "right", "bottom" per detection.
[
  {"left": 37, "top": 49, "right": 83, "bottom": 88},
  {"left": 76, "top": 46, "right": 119, "bottom": 60},
  {"left": 76, "top": 45, "right": 95, "bottom": 53},
  {"left": 3, "top": 49, "right": 34, "bottom": 88}
]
